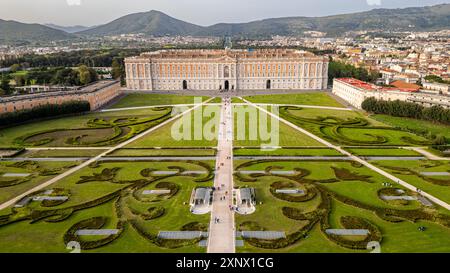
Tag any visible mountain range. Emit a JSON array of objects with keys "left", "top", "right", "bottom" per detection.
[
  {"left": 0, "top": 4, "right": 449, "bottom": 44},
  {"left": 0, "top": 19, "right": 73, "bottom": 44},
  {"left": 45, "top": 24, "right": 93, "bottom": 33}
]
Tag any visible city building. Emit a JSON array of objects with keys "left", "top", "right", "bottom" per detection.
[
  {"left": 422, "top": 81, "right": 450, "bottom": 94},
  {"left": 0, "top": 80, "right": 121, "bottom": 114},
  {"left": 332, "top": 78, "right": 450, "bottom": 109},
  {"left": 124, "top": 49, "right": 329, "bottom": 91}
]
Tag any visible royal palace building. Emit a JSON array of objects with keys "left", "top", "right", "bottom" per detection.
[{"left": 124, "top": 49, "right": 329, "bottom": 91}]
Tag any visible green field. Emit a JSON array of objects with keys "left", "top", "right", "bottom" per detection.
[
  {"left": 279, "top": 106, "right": 430, "bottom": 146},
  {"left": 0, "top": 161, "right": 81, "bottom": 204},
  {"left": 128, "top": 106, "right": 219, "bottom": 148},
  {"left": 233, "top": 148, "right": 341, "bottom": 156},
  {"left": 20, "top": 149, "right": 106, "bottom": 158},
  {"left": 108, "top": 148, "right": 216, "bottom": 157},
  {"left": 0, "top": 108, "right": 172, "bottom": 148},
  {"left": 371, "top": 160, "right": 450, "bottom": 204},
  {"left": 346, "top": 148, "right": 421, "bottom": 156},
  {"left": 233, "top": 105, "right": 324, "bottom": 147},
  {"left": 243, "top": 92, "right": 345, "bottom": 108},
  {"left": 372, "top": 114, "right": 450, "bottom": 141},
  {"left": 109, "top": 94, "right": 209, "bottom": 109}
]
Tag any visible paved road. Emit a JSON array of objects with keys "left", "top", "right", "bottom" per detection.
[
  {"left": 0, "top": 98, "right": 214, "bottom": 211},
  {"left": 207, "top": 97, "right": 236, "bottom": 253},
  {"left": 241, "top": 97, "right": 450, "bottom": 211}
]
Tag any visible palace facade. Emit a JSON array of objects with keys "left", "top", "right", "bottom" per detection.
[{"left": 124, "top": 49, "right": 329, "bottom": 91}]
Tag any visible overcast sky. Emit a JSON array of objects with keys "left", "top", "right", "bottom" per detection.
[{"left": 0, "top": 0, "right": 449, "bottom": 27}]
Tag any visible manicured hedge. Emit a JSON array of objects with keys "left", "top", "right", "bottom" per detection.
[
  {"left": 63, "top": 217, "right": 124, "bottom": 250},
  {"left": 181, "top": 222, "right": 208, "bottom": 232},
  {"left": 0, "top": 100, "right": 90, "bottom": 127}
]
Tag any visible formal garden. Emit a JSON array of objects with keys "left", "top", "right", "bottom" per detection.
[
  {"left": 0, "top": 107, "right": 173, "bottom": 148},
  {"left": 1, "top": 92, "right": 450, "bottom": 253},
  {"left": 0, "top": 160, "right": 215, "bottom": 252},
  {"left": 279, "top": 106, "right": 432, "bottom": 146},
  {"left": 233, "top": 159, "right": 450, "bottom": 253}
]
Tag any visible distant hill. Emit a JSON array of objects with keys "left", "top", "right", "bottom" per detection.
[
  {"left": 0, "top": 19, "right": 74, "bottom": 44},
  {"left": 45, "top": 23, "right": 93, "bottom": 33},
  {"left": 79, "top": 4, "right": 450, "bottom": 37},
  {"left": 78, "top": 10, "right": 203, "bottom": 36}
]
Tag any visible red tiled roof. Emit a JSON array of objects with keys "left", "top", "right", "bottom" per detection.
[
  {"left": 337, "top": 78, "right": 419, "bottom": 93},
  {"left": 391, "top": 80, "right": 420, "bottom": 91}
]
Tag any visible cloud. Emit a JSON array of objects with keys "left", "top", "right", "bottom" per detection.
[
  {"left": 366, "top": 0, "right": 382, "bottom": 5},
  {"left": 66, "top": 0, "right": 82, "bottom": 6}
]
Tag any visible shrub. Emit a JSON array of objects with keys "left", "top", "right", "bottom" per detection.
[
  {"left": 63, "top": 217, "right": 124, "bottom": 250},
  {"left": 181, "top": 222, "right": 208, "bottom": 232}
]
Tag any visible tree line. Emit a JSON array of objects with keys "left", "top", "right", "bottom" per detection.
[
  {"left": 0, "top": 101, "right": 90, "bottom": 127},
  {"left": 362, "top": 97, "right": 450, "bottom": 125},
  {"left": 0, "top": 48, "right": 148, "bottom": 68},
  {"left": 328, "top": 60, "right": 380, "bottom": 85},
  {"left": 0, "top": 65, "right": 98, "bottom": 95},
  {"left": 362, "top": 97, "right": 449, "bottom": 146}
]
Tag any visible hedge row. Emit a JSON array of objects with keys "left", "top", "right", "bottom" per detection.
[
  {"left": 269, "top": 181, "right": 317, "bottom": 202},
  {"left": 331, "top": 167, "right": 373, "bottom": 182},
  {"left": 63, "top": 217, "right": 124, "bottom": 250},
  {"left": 129, "top": 219, "right": 202, "bottom": 248},
  {"left": 326, "top": 216, "right": 382, "bottom": 250},
  {"left": 181, "top": 222, "right": 208, "bottom": 232},
  {"left": 0, "top": 101, "right": 90, "bottom": 127},
  {"left": 131, "top": 206, "right": 165, "bottom": 221}
]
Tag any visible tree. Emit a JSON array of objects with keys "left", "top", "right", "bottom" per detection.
[
  {"left": 433, "top": 134, "right": 446, "bottom": 146},
  {"left": 111, "top": 59, "right": 122, "bottom": 80},
  {"left": 0, "top": 75, "right": 11, "bottom": 95},
  {"left": 328, "top": 61, "right": 379, "bottom": 85},
  {"left": 362, "top": 97, "right": 450, "bottom": 126},
  {"left": 424, "top": 75, "right": 444, "bottom": 83},
  {"left": 14, "top": 75, "right": 26, "bottom": 87},
  {"left": 78, "top": 65, "right": 98, "bottom": 85},
  {"left": 9, "top": 64, "right": 21, "bottom": 73}
]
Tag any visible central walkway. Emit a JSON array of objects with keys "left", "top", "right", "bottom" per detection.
[{"left": 207, "top": 97, "right": 236, "bottom": 253}]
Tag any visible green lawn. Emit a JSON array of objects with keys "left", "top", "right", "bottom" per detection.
[
  {"left": 109, "top": 94, "right": 209, "bottom": 109},
  {"left": 345, "top": 148, "right": 421, "bottom": 156},
  {"left": 280, "top": 107, "right": 430, "bottom": 147},
  {"left": 21, "top": 149, "right": 106, "bottom": 158},
  {"left": 372, "top": 114, "right": 450, "bottom": 141},
  {"left": 233, "top": 105, "right": 324, "bottom": 147},
  {"left": 108, "top": 148, "right": 216, "bottom": 157},
  {"left": 233, "top": 148, "right": 341, "bottom": 156},
  {"left": 243, "top": 92, "right": 345, "bottom": 108},
  {"left": 0, "top": 108, "right": 171, "bottom": 148},
  {"left": 0, "top": 161, "right": 81, "bottom": 204},
  {"left": 128, "top": 106, "right": 219, "bottom": 148},
  {"left": 371, "top": 160, "right": 450, "bottom": 204}
]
